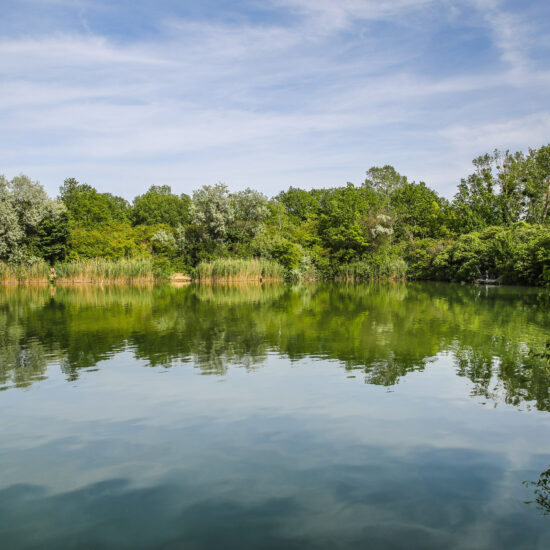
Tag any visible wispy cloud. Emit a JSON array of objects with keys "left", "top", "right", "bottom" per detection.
[{"left": 0, "top": 0, "right": 548, "bottom": 198}]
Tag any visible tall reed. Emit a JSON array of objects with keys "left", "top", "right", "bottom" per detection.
[
  {"left": 1, "top": 258, "right": 156, "bottom": 284},
  {"left": 336, "top": 257, "right": 408, "bottom": 281},
  {"left": 54, "top": 258, "right": 155, "bottom": 283},
  {"left": 196, "top": 258, "right": 284, "bottom": 282},
  {"left": 0, "top": 261, "right": 50, "bottom": 283}
]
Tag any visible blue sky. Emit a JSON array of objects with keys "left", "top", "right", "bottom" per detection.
[{"left": 1, "top": 0, "right": 549, "bottom": 199}]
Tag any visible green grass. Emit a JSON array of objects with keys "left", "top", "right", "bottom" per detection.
[{"left": 196, "top": 258, "right": 284, "bottom": 282}]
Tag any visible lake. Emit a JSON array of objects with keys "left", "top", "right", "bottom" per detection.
[{"left": 0, "top": 282, "right": 549, "bottom": 549}]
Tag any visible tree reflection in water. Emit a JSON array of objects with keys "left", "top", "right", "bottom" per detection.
[
  {"left": 0, "top": 282, "right": 549, "bottom": 413},
  {"left": 524, "top": 467, "right": 550, "bottom": 515}
]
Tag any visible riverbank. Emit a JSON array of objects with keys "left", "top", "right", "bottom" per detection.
[
  {"left": 1, "top": 246, "right": 549, "bottom": 286},
  {"left": 0, "top": 258, "right": 156, "bottom": 284}
]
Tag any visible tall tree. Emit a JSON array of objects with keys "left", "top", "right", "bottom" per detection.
[
  {"left": 191, "top": 183, "right": 235, "bottom": 242},
  {"left": 132, "top": 185, "right": 191, "bottom": 227},
  {"left": 0, "top": 174, "right": 66, "bottom": 261},
  {"left": 59, "top": 178, "right": 131, "bottom": 227},
  {"left": 390, "top": 182, "right": 450, "bottom": 239},
  {"left": 363, "top": 165, "right": 408, "bottom": 199}
]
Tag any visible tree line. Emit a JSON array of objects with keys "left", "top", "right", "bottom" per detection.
[{"left": 1, "top": 144, "right": 549, "bottom": 284}]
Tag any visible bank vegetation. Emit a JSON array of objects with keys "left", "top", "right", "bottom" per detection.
[{"left": 1, "top": 144, "right": 549, "bottom": 285}]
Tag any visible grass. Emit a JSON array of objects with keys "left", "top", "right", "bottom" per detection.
[
  {"left": 335, "top": 257, "right": 408, "bottom": 281},
  {"left": 196, "top": 258, "right": 285, "bottom": 282},
  {"left": 55, "top": 258, "right": 155, "bottom": 283},
  {"left": 1, "top": 258, "right": 155, "bottom": 284},
  {"left": 0, "top": 261, "right": 50, "bottom": 283}
]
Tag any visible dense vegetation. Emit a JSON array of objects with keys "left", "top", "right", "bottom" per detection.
[{"left": 1, "top": 144, "right": 549, "bottom": 284}]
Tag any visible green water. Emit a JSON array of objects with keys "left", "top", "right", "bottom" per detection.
[{"left": 0, "top": 282, "right": 549, "bottom": 549}]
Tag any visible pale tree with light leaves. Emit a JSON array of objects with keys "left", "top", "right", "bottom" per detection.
[
  {"left": 0, "top": 174, "right": 66, "bottom": 262},
  {"left": 190, "top": 183, "right": 235, "bottom": 242}
]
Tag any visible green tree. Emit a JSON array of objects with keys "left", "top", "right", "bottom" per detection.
[
  {"left": 390, "top": 181, "right": 450, "bottom": 240},
  {"left": 132, "top": 185, "right": 191, "bottom": 227},
  {"left": 191, "top": 183, "right": 235, "bottom": 242},
  {"left": 317, "top": 184, "right": 377, "bottom": 264},
  {"left": 27, "top": 211, "right": 70, "bottom": 263},
  {"left": 363, "top": 165, "right": 408, "bottom": 200},
  {"left": 59, "top": 178, "right": 131, "bottom": 227},
  {"left": 0, "top": 174, "right": 66, "bottom": 261},
  {"left": 231, "top": 188, "right": 269, "bottom": 246},
  {"left": 524, "top": 145, "right": 550, "bottom": 224},
  {"left": 276, "top": 187, "right": 320, "bottom": 222},
  {"left": 452, "top": 153, "right": 502, "bottom": 232}
]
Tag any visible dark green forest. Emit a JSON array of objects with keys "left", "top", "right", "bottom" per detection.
[{"left": 1, "top": 144, "right": 549, "bottom": 284}]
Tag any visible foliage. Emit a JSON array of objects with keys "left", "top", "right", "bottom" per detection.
[
  {"left": 60, "top": 178, "right": 131, "bottom": 227},
  {"left": 191, "top": 183, "right": 235, "bottom": 242},
  {"left": 363, "top": 165, "right": 408, "bottom": 198},
  {"left": 26, "top": 211, "right": 71, "bottom": 263},
  {"left": 230, "top": 188, "right": 269, "bottom": 245},
  {"left": 69, "top": 223, "right": 151, "bottom": 259},
  {"left": 132, "top": 185, "right": 191, "bottom": 227},
  {"left": 0, "top": 174, "right": 66, "bottom": 262},
  {"left": 1, "top": 142, "right": 549, "bottom": 284},
  {"left": 405, "top": 224, "right": 550, "bottom": 284},
  {"left": 390, "top": 182, "right": 450, "bottom": 240}
]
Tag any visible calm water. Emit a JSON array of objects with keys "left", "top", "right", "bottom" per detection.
[{"left": 0, "top": 282, "right": 549, "bottom": 549}]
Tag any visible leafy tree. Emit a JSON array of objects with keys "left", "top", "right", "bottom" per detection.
[
  {"left": 524, "top": 145, "right": 550, "bottom": 224},
  {"left": 363, "top": 165, "right": 408, "bottom": 199},
  {"left": 317, "top": 184, "right": 377, "bottom": 264},
  {"left": 132, "top": 185, "right": 191, "bottom": 227},
  {"left": 231, "top": 188, "right": 269, "bottom": 246},
  {"left": 27, "top": 211, "right": 71, "bottom": 263},
  {"left": 276, "top": 187, "right": 320, "bottom": 222},
  {"left": 191, "top": 183, "right": 235, "bottom": 242},
  {"left": 0, "top": 174, "right": 66, "bottom": 261},
  {"left": 68, "top": 223, "right": 153, "bottom": 259},
  {"left": 0, "top": 175, "right": 24, "bottom": 260},
  {"left": 390, "top": 181, "right": 450, "bottom": 240},
  {"left": 452, "top": 153, "right": 502, "bottom": 232},
  {"left": 59, "top": 178, "right": 131, "bottom": 227},
  {"left": 450, "top": 145, "right": 550, "bottom": 231}
]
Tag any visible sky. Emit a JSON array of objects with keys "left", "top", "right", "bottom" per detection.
[{"left": 1, "top": 0, "right": 549, "bottom": 199}]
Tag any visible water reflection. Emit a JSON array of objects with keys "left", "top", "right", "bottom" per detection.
[
  {"left": 525, "top": 467, "right": 550, "bottom": 516},
  {"left": 0, "top": 283, "right": 549, "bottom": 410},
  {"left": 1, "top": 283, "right": 549, "bottom": 548}
]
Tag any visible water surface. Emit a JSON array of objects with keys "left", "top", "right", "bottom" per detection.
[{"left": 1, "top": 282, "right": 549, "bottom": 549}]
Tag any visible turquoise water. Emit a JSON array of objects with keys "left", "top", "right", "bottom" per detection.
[{"left": 0, "top": 283, "right": 549, "bottom": 549}]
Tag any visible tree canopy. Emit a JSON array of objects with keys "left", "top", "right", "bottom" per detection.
[{"left": 1, "top": 143, "right": 549, "bottom": 285}]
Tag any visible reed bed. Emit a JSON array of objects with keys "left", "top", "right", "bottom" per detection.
[
  {"left": 1, "top": 258, "right": 155, "bottom": 284},
  {"left": 54, "top": 258, "right": 155, "bottom": 283},
  {"left": 196, "top": 258, "right": 284, "bottom": 282},
  {"left": 336, "top": 257, "right": 408, "bottom": 281},
  {"left": 0, "top": 261, "right": 50, "bottom": 284}
]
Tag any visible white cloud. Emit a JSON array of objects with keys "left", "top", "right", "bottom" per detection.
[
  {"left": 441, "top": 112, "right": 550, "bottom": 154},
  {"left": 0, "top": 0, "right": 548, "bottom": 198},
  {"left": 274, "top": 0, "right": 435, "bottom": 30}
]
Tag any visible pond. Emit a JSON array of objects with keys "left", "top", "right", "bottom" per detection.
[{"left": 0, "top": 282, "right": 549, "bottom": 549}]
